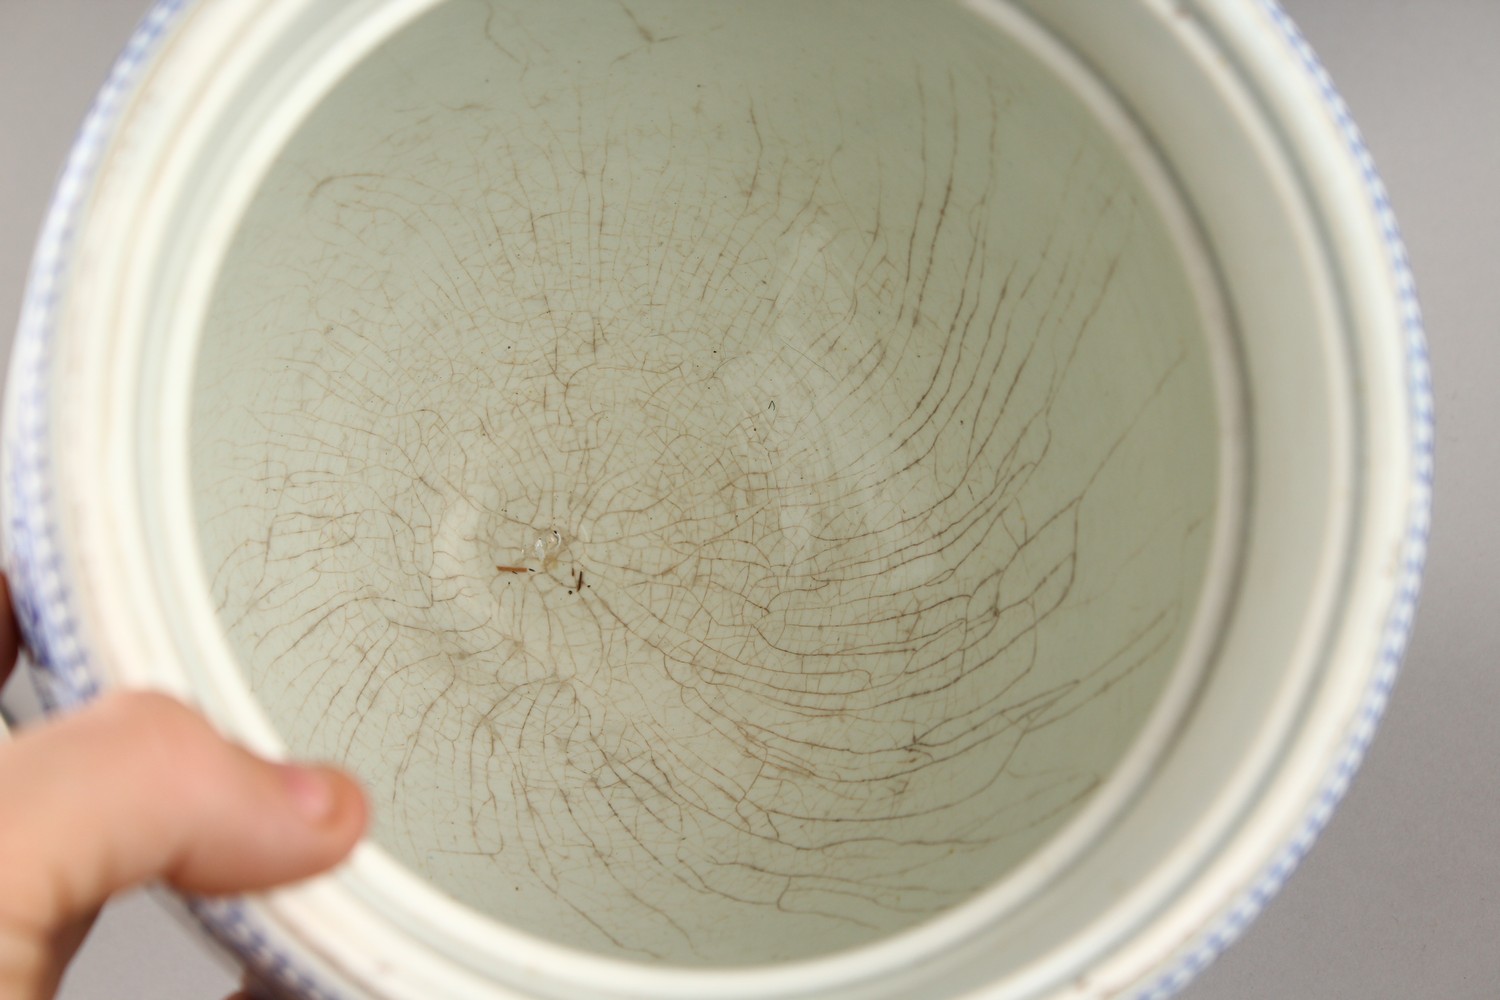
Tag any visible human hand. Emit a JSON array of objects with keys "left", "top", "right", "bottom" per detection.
[{"left": 0, "top": 577, "right": 368, "bottom": 999}]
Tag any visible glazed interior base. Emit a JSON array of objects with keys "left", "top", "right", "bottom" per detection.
[{"left": 190, "top": 0, "right": 1218, "bottom": 966}]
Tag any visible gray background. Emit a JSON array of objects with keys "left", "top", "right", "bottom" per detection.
[{"left": 0, "top": 2, "right": 1493, "bottom": 997}]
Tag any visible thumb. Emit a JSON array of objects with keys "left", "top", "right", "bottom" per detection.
[{"left": 0, "top": 690, "right": 366, "bottom": 933}]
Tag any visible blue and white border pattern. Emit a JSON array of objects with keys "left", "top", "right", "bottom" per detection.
[
  {"left": 3, "top": 2, "right": 1433, "bottom": 999},
  {"left": 3, "top": 3, "right": 352, "bottom": 999},
  {"left": 1129, "top": 2, "right": 1434, "bottom": 998},
  {"left": 1, "top": 3, "right": 193, "bottom": 712},
  {"left": 188, "top": 898, "right": 348, "bottom": 1000}
]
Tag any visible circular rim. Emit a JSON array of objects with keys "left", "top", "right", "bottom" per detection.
[
  {"left": 1126, "top": 3, "right": 1432, "bottom": 995},
  {"left": 146, "top": 2, "right": 1245, "bottom": 996},
  {"left": 1, "top": 2, "right": 1431, "bottom": 999}
]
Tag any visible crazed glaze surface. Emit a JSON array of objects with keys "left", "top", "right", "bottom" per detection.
[{"left": 190, "top": 0, "right": 1218, "bottom": 967}]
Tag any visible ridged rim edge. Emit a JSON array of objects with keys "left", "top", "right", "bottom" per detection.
[{"left": 1126, "top": 3, "right": 1433, "bottom": 997}]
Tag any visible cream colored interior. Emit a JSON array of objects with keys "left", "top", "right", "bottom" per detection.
[{"left": 188, "top": 0, "right": 1222, "bottom": 967}]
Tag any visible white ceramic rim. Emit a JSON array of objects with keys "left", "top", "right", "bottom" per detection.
[
  {"left": 144, "top": 2, "right": 1245, "bottom": 996},
  {"left": 0, "top": 1, "right": 1431, "bottom": 999}
]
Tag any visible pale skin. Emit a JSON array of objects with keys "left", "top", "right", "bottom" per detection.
[{"left": 0, "top": 578, "right": 368, "bottom": 999}]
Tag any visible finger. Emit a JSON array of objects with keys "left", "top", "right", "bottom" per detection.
[
  {"left": 0, "top": 691, "right": 366, "bottom": 937},
  {"left": 48, "top": 912, "right": 97, "bottom": 970},
  {"left": 0, "top": 575, "right": 20, "bottom": 690}
]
